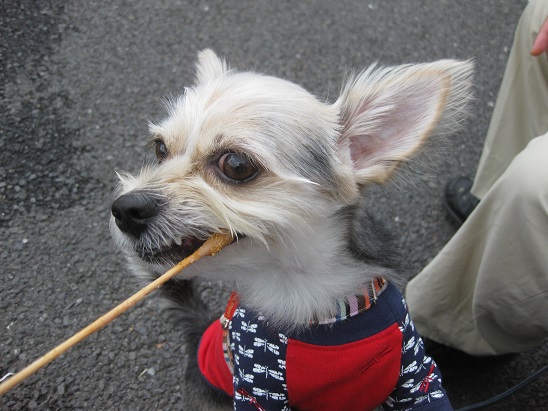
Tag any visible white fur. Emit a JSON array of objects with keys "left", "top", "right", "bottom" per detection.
[{"left": 111, "top": 49, "right": 473, "bottom": 329}]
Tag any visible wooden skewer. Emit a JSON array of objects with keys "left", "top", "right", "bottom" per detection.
[{"left": 0, "top": 233, "right": 233, "bottom": 396}]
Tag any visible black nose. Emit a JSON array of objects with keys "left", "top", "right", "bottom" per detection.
[{"left": 111, "top": 192, "right": 160, "bottom": 238}]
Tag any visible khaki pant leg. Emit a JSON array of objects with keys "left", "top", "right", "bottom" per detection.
[
  {"left": 471, "top": 0, "right": 548, "bottom": 199},
  {"left": 406, "top": 133, "right": 548, "bottom": 356}
]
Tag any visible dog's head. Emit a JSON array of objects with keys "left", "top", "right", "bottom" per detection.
[{"left": 110, "top": 50, "right": 471, "bottom": 323}]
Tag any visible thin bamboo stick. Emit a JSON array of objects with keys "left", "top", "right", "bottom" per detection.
[{"left": 0, "top": 233, "right": 233, "bottom": 395}]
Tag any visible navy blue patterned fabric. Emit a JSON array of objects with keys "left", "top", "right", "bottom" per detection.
[
  {"left": 385, "top": 296, "right": 451, "bottom": 410},
  {"left": 222, "top": 283, "right": 452, "bottom": 410}
]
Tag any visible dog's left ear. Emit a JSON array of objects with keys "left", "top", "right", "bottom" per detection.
[
  {"left": 335, "top": 60, "right": 473, "bottom": 185},
  {"left": 194, "top": 49, "right": 229, "bottom": 85}
]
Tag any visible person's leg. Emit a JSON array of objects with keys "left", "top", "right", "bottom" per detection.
[
  {"left": 470, "top": 0, "right": 548, "bottom": 199},
  {"left": 406, "top": 133, "right": 548, "bottom": 356}
]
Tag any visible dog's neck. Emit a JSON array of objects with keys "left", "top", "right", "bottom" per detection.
[{"left": 190, "top": 207, "right": 399, "bottom": 330}]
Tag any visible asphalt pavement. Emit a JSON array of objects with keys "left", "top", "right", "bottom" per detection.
[{"left": 1, "top": 0, "right": 546, "bottom": 410}]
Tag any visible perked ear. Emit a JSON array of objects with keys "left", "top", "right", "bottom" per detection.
[
  {"left": 194, "top": 49, "right": 229, "bottom": 85},
  {"left": 335, "top": 60, "right": 473, "bottom": 185}
]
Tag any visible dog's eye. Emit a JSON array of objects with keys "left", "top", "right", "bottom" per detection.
[
  {"left": 218, "top": 152, "right": 259, "bottom": 183},
  {"left": 154, "top": 139, "right": 169, "bottom": 162}
]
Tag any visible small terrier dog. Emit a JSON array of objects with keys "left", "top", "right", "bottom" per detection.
[{"left": 111, "top": 50, "right": 472, "bottom": 410}]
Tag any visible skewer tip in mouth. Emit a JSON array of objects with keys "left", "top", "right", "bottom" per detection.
[
  {"left": 198, "top": 232, "right": 235, "bottom": 257},
  {"left": 139, "top": 232, "right": 238, "bottom": 265}
]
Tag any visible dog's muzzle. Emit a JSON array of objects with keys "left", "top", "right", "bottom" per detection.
[{"left": 111, "top": 191, "right": 208, "bottom": 264}]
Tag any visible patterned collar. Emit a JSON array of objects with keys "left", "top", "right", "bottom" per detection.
[
  {"left": 309, "top": 277, "right": 387, "bottom": 325},
  {"left": 221, "top": 277, "right": 387, "bottom": 328}
]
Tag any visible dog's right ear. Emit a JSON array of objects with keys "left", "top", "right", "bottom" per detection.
[
  {"left": 195, "top": 49, "right": 229, "bottom": 85},
  {"left": 334, "top": 60, "right": 473, "bottom": 186}
]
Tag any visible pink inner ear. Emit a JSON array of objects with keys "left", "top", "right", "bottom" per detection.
[
  {"left": 349, "top": 134, "right": 406, "bottom": 171},
  {"left": 348, "top": 123, "right": 417, "bottom": 171},
  {"left": 346, "top": 75, "right": 445, "bottom": 173},
  {"left": 349, "top": 135, "right": 377, "bottom": 168}
]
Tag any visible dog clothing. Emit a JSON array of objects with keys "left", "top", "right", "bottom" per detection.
[{"left": 198, "top": 280, "right": 452, "bottom": 410}]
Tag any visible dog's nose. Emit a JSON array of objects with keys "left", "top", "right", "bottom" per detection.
[{"left": 111, "top": 192, "right": 160, "bottom": 238}]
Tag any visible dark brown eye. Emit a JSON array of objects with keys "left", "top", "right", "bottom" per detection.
[
  {"left": 218, "top": 152, "right": 259, "bottom": 183},
  {"left": 155, "top": 139, "right": 168, "bottom": 162}
]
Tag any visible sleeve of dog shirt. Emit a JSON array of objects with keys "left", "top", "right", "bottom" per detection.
[
  {"left": 230, "top": 308, "right": 291, "bottom": 411},
  {"left": 384, "top": 298, "right": 453, "bottom": 411}
]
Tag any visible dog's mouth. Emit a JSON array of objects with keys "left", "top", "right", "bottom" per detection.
[
  {"left": 138, "top": 237, "right": 204, "bottom": 264},
  {"left": 138, "top": 234, "right": 241, "bottom": 265}
]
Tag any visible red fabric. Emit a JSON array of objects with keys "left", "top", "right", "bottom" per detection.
[
  {"left": 286, "top": 323, "right": 402, "bottom": 411},
  {"left": 197, "top": 320, "right": 234, "bottom": 396}
]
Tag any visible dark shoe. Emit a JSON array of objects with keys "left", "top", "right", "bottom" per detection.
[
  {"left": 444, "top": 177, "right": 479, "bottom": 225},
  {"left": 424, "top": 338, "right": 516, "bottom": 377}
]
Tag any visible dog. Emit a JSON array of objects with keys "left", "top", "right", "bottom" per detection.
[{"left": 110, "top": 49, "right": 472, "bottom": 410}]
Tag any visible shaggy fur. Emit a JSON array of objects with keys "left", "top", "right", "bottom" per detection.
[{"left": 110, "top": 50, "right": 472, "bottom": 410}]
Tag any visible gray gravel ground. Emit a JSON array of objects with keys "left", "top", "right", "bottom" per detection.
[{"left": 1, "top": 0, "right": 547, "bottom": 410}]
